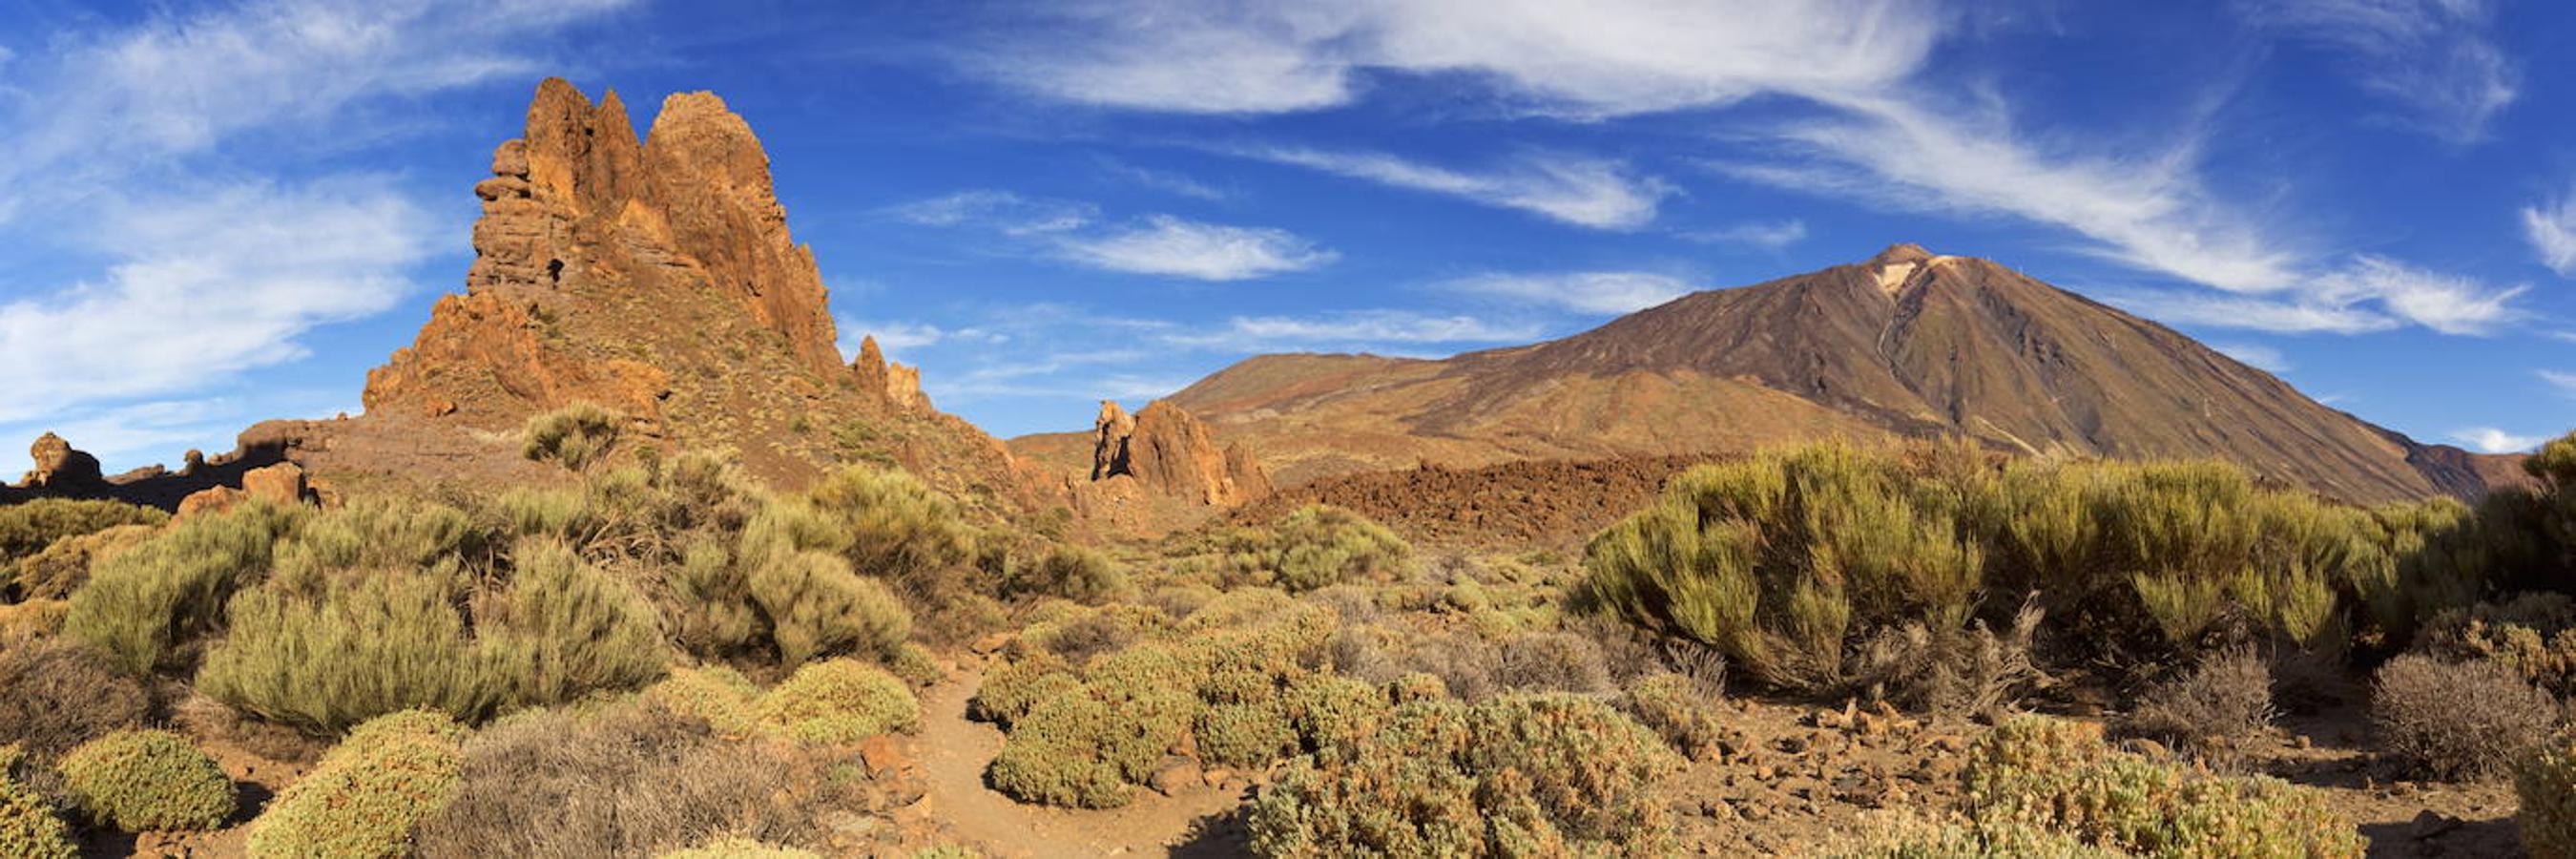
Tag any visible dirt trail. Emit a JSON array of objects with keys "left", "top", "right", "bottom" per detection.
[{"left": 904, "top": 668, "right": 1249, "bottom": 857}]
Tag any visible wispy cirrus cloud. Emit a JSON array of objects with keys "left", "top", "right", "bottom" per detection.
[
  {"left": 2542, "top": 369, "right": 2576, "bottom": 399},
  {"left": 2108, "top": 256, "right": 2526, "bottom": 336},
  {"left": 2524, "top": 187, "right": 2576, "bottom": 278},
  {"left": 1169, "top": 311, "right": 1543, "bottom": 350},
  {"left": 1058, "top": 216, "right": 1338, "bottom": 281},
  {"left": 2233, "top": 0, "right": 2519, "bottom": 143},
  {"left": 2109, "top": 291, "right": 2398, "bottom": 335},
  {"left": 1681, "top": 219, "right": 1809, "bottom": 250},
  {"left": 2212, "top": 342, "right": 2293, "bottom": 373},
  {"left": 1439, "top": 271, "right": 1693, "bottom": 315},
  {"left": 1227, "top": 146, "right": 1672, "bottom": 229},
  {"left": 1095, "top": 157, "right": 1230, "bottom": 200},
  {"left": 2453, "top": 427, "right": 2545, "bottom": 454},
  {"left": 883, "top": 190, "right": 1095, "bottom": 235}
]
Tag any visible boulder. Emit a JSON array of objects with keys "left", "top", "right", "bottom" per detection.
[{"left": 22, "top": 432, "right": 104, "bottom": 490}]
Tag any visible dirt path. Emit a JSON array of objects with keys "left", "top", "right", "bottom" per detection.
[{"left": 903, "top": 668, "right": 1250, "bottom": 857}]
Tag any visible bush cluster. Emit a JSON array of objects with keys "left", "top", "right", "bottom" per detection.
[
  {"left": 11, "top": 522, "right": 155, "bottom": 602},
  {"left": 2122, "top": 647, "right": 2276, "bottom": 754},
  {"left": 755, "top": 660, "right": 921, "bottom": 743},
  {"left": 522, "top": 401, "right": 623, "bottom": 471},
  {"left": 0, "top": 497, "right": 166, "bottom": 571},
  {"left": 57, "top": 728, "right": 235, "bottom": 831},
  {"left": 1581, "top": 441, "right": 2431, "bottom": 691},
  {"left": 0, "top": 746, "right": 75, "bottom": 859},
  {"left": 1246, "top": 693, "right": 1682, "bottom": 856},
  {"left": 247, "top": 709, "right": 467, "bottom": 858},
  {"left": 0, "top": 639, "right": 150, "bottom": 763},
  {"left": 1959, "top": 717, "right": 2361, "bottom": 857},
  {"left": 65, "top": 499, "right": 302, "bottom": 675},
  {"left": 2370, "top": 653, "right": 2555, "bottom": 781},
  {"left": 2518, "top": 736, "right": 2576, "bottom": 859},
  {"left": 1195, "top": 505, "right": 1412, "bottom": 592},
  {"left": 1002, "top": 544, "right": 1132, "bottom": 604},
  {"left": 1620, "top": 673, "right": 1726, "bottom": 760}
]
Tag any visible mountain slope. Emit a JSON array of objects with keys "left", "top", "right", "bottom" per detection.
[{"left": 1170, "top": 244, "right": 2499, "bottom": 503}]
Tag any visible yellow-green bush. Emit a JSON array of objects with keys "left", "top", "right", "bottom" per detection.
[
  {"left": 643, "top": 664, "right": 762, "bottom": 737},
  {"left": 0, "top": 747, "right": 74, "bottom": 859},
  {"left": 798, "top": 466, "right": 978, "bottom": 597},
  {"left": 987, "top": 690, "right": 1133, "bottom": 808},
  {"left": 246, "top": 708, "right": 467, "bottom": 858},
  {"left": 10, "top": 522, "right": 155, "bottom": 602},
  {"left": 967, "top": 651, "right": 1077, "bottom": 727},
  {"left": 745, "top": 547, "right": 910, "bottom": 665},
  {"left": 755, "top": 660, "right": 920, "bottom": 743},
  {"left": 58, "top": 729, "right": 234, "bottom": 831},
  {"left": 0, "top": 497, "right": 165, "bottom": 570},
  {"left": 1828, "top": 813, "right": 2123, "bottom": 858},
  {"left": 1003, "top": 544, "right": 1132, "bottom": 604},
  {"left": 1248, "top": 694, "right": 1680, "bottom": 857},
  {"left": 1621, "top": 673, "right": 1725, "bottom": 760},
  {"left": 65, "top": 499, "right": 301, "bottom": 674},
  {"left": 1582, "top": 441, "right": 2413, "bottom": 691},
  {"left": 480, "top": 539, "right": 669, "bottom": 705},
  {"left": 2516, "top": 736, "right": 2576, "bottom": 858},
  {"left": 1961, "top": 717, "right": 2361, "bottom": 857},
  {"left": 657, "top": 836, "right": 822, "bottom": 859},
  {"left": 522, "top": 401, "right": 622, "bottom": 471}
]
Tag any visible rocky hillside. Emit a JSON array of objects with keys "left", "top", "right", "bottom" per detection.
[
  {"left": 1172, "top": 244, "right": 2508, "bottom": 503},
  {"left": 22, "top": 79, "right": 1054, "bottom": 513}
]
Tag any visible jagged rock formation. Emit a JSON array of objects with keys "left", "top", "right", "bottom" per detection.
[
  {"left": 214, "top": 78, "right": 1054, "bottom": 508},
  {"left": 1171, "top": 244, "right": 2514, "bottom": 504},
  {"left": 1088, "top": 401, "right": 1272, "bottom": 506},
  {"left": 21, "top": 433, "right": 103, "bottom": 492},
  {"left": 0, "top": 431, "right": 326, "bottom": 512}
]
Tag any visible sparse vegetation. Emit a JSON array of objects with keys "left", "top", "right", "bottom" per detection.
[
  {"left": 2122, "top": 646, "right": 2276, "bottom": 754},
  {"left": 57, "top": 728, "right": 235, "bottom": 831},
  {"left": 523, "top": 401, "right": 624, "bottom": 471},
  {"left": 0, "top": 639, "right": 151, "bottom": 763},
  {"left": 2371, "top": 653, "right": 2556, "bottom": 781}
]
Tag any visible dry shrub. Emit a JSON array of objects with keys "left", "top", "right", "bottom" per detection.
[
  {"left": 656, "top": 836, "right": 822, "bottom": 859},
  {"left": 1855, "top": 601, "right": 2046, "bottom": 723},
  {"left": 1829, "top": 812, "right": 2122, "bottom": 858},
  {"left": 1386, "top": 630, "right": 1501, "bottom": 702},
  {"left": 2371, "top": 654, "right": 2556, "bottom": 781},
  {"left": 2418, "top": 593, "right": 2576, "bottom": 696},
  {"left": 0, "top": 639, "right": 150, "bottom": 763},
  {"left": 522, "top": 401, "right": 622, "bottom": 471},
  {"left": 1963, "top": 717, "right": 2361, "bottom": 857},
  {"left": 11, "top": 523, "right": 155, "bottom": 602},
  {"left": 2123, "top": 647, "right": 2275, "bottom": 753},
  {"left": 1198, "top": 505, "right": 1411, "bottom": 593},
  {"left": 57, "top": 728, "right": 234, "bottom": 831},
  {"left": 1622, "top": 673, "right": 1726, "bottom": 761},
  {"left": 0, "top": 598, "right": 68, "bottom": 643},
  {"left": 414, "top": 704, "right": 844, "bottom": 859},
  {"left": 1496, "top": 630, "right": 1611, "bottom": 694}
]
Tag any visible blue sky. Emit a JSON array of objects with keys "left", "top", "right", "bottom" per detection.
[{"left": 2, "top": 0, "right": 2572, "bottom": 474}]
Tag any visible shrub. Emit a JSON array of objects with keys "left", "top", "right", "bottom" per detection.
[
  {"left": 0, "top": 598, "right": 68, "bottom": 642},
  {"left": 643, "top": 665, "right": 762, "bottom": 738},
  {"left": 0, "top": 639, "right": 150, "bottom": 762},
  {"left": 967, "top": 652, "right": 1077, "bottom": 727},
  {"left": 479, "top": 539, "right": 668, "bottom": 705},
  {"left": 0, "top": 751, "right": 74, "bottom": 859},
  {"left": 2124, "top": 647, "right": 2275, "bottom": 754},
  {"left": 657, "top": 837, "right": 822, "bottom": 859},
  {"left": 1248, "top": 694, "right": 1681, "bottom": 856},
  {"left": 746, "top": 548, "right": 911, "bottom": 665},
  {"left": 2371, "top": 654, "right": 2555, "bottom": 781},
  {"left": 987, "top": 691, "right": 1131, "bottom": 808},
  {"left": 11, "top": 523, "right": 155, "bottom": 602},
  {"left": 1622, "top": 673, "right": 1725, "bottom": 761},
  {"left": 0, "top": 497, "right": 166, "bottom": 570},
  {"left": 2419, "top": 593, "right": 2576, "bottom": 696},
  {"left": 1495, "top": 630, "right": 1611, "bottom": 694},
  {"left": 2518, "top": 737, "right": 2576, "bottom": 859},
  {"left": 523, "top": 401, "right": 622, "bottom": 471},
  {"left": 1961, "top": 717, "right": 2363, "bottom": 857},
  {"left": 1196, "top": 702, "right": 1298, "bottom": 768},
  {"left": 198, "top": 563, "right": 503, "bottom": 734},
  {"left": 1828, "top": 813, "right": 2123, "bottom": 858},
  {"left": 797, "top": 466, "right": 978, "bottom": 598},
  {"left": 246, "top": 709, "right": 467, "bottom": 858},
  {"left": 65, "top": 499, "right": 301, "bottom": 674},
  {"left": 756, "top": 660, "right": 921, "bottom": 743},
  {"left": 415, "top": 704, "right": 841, "bottom": 858},
  {"left": 1004, "top": 544, "right": 1131, "bottom": 603},
  {"left": 57, "top": 728, "right": 235, "bottom": 831}
]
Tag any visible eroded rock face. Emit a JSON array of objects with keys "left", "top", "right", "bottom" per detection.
[
  {"left": 23, "top": 432, "right": 103, "bottom": 491},
  {"left": 1089, "top": 400, "right": 1271, "bottom": 507},
  {"left": 850, "top": 335, "right": 930, "bottom": 412}
]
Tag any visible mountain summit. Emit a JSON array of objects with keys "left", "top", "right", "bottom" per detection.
[{"left": 1170, "top": 244, "right": 2503, "bottom": 503}]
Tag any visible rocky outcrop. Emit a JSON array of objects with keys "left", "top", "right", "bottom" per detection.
[
  {"left": 21, "top": 433, "right": 104, "bottom": 492},
  {"left": 850, "top": 335, "right": 930, "bottom": 412},
  {"left": 1088, "top": 400, "right": 1272, "bottom": 506}
]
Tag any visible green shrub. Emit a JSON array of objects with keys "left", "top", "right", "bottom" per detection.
[
  {"left": 987, "top": 690, "right": 1132, "bottom": 808},
  {"left": 0, "top": 639, "right": 150, "bottom": 762},
  {"left": 1621, "top": 673, "right": 1725, "bottom": 760},
  {"left": 968, "top": 652, "right": 1076, "bottom": 727},
  {"left": 2517, "top": 736, "right": 2576, "bottom": 859},
  {"left": 0, "top": 750, "right": 74, "bottom": 859},
  {"left": 479, "top": 539, "right": 668, "bottom": 705},
  {"left": 58, "top": 729, "right": 234, "bottom": 831},
  {"left": 798, "top": 466, "right": 978, "bottom": 597},
  {"left": 65, "top": 499, "right": 301, "bottom": 674},
  {"left": 523, "top": 401, "right": 622, "bottom": 471},
  {"left": 2371, "top": 654, "right": 2555, "bottom": 780},
  {"left": 756, "top": 660, "right": 920, "bottom": 743},
  {"left": 198, "top": 563, "right": 502, "bottom": 734},
  {"left": 1829, "top": 814, "right": 2124, "bottom": 858},
  {"left": 1258, "top": 505, "right": 1411, "bottom": 592},
  {"left": 1249, "top": 694, "right": 1680, "bottom": 856},
  {"left": 643, "top": 665, "right": 762, "bottom": 738},
  {"left": 746, "top": 548, "right": 911, "bottom": 665},
  {"left": 1004, "top": 544, "right": 1132, "bottom": 603},
  {"left": 0, "top": 497, "right": 166, "bottom": 570},
  {"left": 1962, "top": 717, "right": 2362, "bottom": 857},
  {"left": 657, "top": 836, "right": 822, "bottom": 859},
  {"left": 246, "top": 709, "right": 467, "bottom": 858},
  {"left": 11, "top": 523, "right": 155, "bottom": 602},
  {"left": 1196, "top": 701, "right": 1298, "bottom": 768}
]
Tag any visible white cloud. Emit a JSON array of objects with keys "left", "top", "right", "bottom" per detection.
[
  {"left": 884, "top": 190, "right": 1092, "bottom": 235},
  {"left": 0, "top": 178, "right": 432, "bottom": 425},
  {"left": 835, "top": 318, "right": 1002, "bottom": 361},
  {"left": 1166, "top": 310, "right": 1543, "bottom": 349},
  {"left": 976, "top": 0, "right": 1940, "bottom": 117},
  {"left": 2453, "top": 427, "right": 2545, "bottom": 453},
  {"left": 1441, "top": 271, "right": 1693, "bottom": 315},
  {"left": 2524, "top": 189, "right": 2576, "bottom": 278},
  {"left": 1682, "top": 219, "right": 1809, "bottom": 250},
  {"left": 1057, "top": 216, "right": 1337, "bottom": 281},
  {"left": 2212, "top": 343, "right": 2293, "bottom": 373},
  {"left": 2235, "top": 0, "right": 2519, "bottom": 143},
  {"left": 2543, "top": 369, "right": 2576, "bottom": 399},
  {"left": 2311, "top": 256, "right": 2526, "bottom": 336},
  {"left": 2109, "top": 291, "right": 2399, "bottom": 335},
  {"left": 1096, "top": 157, "right": 1228, "bottom": 200},
  {"left": 1233, "top": 146, "right": 1671, "bottom": 229}
]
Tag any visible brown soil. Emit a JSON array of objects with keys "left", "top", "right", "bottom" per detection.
[{"left": 1233, "top": 453, "right": 1729, "bottom": 551}]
